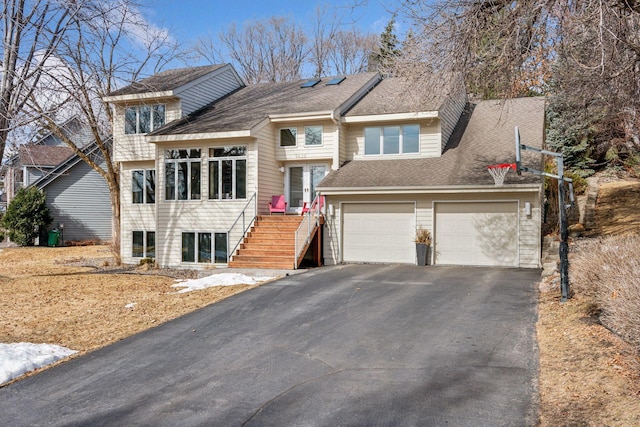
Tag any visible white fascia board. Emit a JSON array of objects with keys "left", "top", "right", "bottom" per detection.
[
  {"left": 342, "top": 111, "right": 439, "bottom": 123},
  {"left": 317, "top": 184, "right": 542, "bottom": 195},
  {"left": 148, "top": 130, "right": 252, "bottom": 143},
  {"left": 269, "top": 111, "right": 334, "bottom": 123},
  {"left": 102, "top": 91, "right": 176, "bottom": 103}
]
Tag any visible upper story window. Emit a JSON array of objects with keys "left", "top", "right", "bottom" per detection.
[
  {"left": 132, "top": 169, "right": 155, "bottom": 204},
  {"left": 305, "top": 125, "right": 323, "bottom": 146},
  {"left": 125, "top": 104, "right": 165, "bottom": 135},
  {"left": 364, "top": 124, "right": 420, "bottom": 155},
  {"left": 165, "top": 149, "right": 201, "bottom": 201},
  {"left": 280, "top": 128, "right": 297, "bottom": 147},
  {"left": 208, "top": 146, "right": 247, "bottom": 200}
]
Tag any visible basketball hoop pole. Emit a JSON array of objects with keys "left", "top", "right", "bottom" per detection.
[{"left": 516, "top": 127, "right": 572, "bottom": 302}]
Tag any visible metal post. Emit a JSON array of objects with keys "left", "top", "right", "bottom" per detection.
[{"left": 557, "top": 157, "right": 570, "bottom": 302}]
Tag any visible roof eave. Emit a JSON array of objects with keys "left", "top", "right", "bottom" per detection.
[
  {"left": 317, "top": 183, "right": 542, "bottom": 195},
  {"left": 147, "top": 130, "right": 253, "bottom": 142},
  {"left": 103, "top": 91, "right": 177, "bottom": 103},
  {"left": 343, "top": 111, "right": 439, "bottom": 123},
  {"left": 269, "top": 111, "right": 334, "bottom": 123}
]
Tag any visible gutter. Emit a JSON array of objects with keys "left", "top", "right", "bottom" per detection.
[{"left": 317, "top": 183, "right": 543, "bottom": 195}]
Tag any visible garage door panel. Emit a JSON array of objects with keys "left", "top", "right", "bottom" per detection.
[
  {"left": 343, "top": 203, "right": 414, "bottom": 264},
  {"left": 435, "top": 202, "right": 518, "bottom": 267}
]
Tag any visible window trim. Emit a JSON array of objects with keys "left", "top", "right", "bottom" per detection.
[
  {"left": 164, "top": 148, "right": 202, "bottom": 201},
  {"left": 132, "top": 230, "right": 155, "bottom": 258},
  {"left": 304, "top": 125, "right": 323, "bottom": 146},
  {"left": 279, "top": 127, "right": 297, "bottom": 147},
  {"left": 124, "top": 104, "right": 166, "bottom": 135},
  {"left": 132, "top": 169, "right": 156, "bottom": 204},
  {"left": 181, "top": 231, "right": 228, "bottom": 264},
  {"left": 207, "top": 146, "right": 247, "bottom": 201},
  {"left": 364, "top": 124, "right": 421, "bottom": 156}
]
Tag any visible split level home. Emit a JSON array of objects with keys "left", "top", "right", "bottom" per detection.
[
  {"left": 0, "top": 117, "right": 112, "bottom": 243},
  {"left": 104, "top": 64, "right": 545, "bottom": 269}
]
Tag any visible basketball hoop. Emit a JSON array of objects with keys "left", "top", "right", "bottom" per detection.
[{"left": 487, "top": 163, "right": 516, "bottom": 186}]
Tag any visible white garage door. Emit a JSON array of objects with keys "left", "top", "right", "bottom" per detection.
[
  {"left": 342, "top": 203, "right": 415, "bottom": 264},
  {"left": 435, "top": 202, "right": 519, "bottom": 267}
]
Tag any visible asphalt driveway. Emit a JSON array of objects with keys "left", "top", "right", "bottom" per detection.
[{"left": 0, "top": 265, "right": 540, "bottom": 426}]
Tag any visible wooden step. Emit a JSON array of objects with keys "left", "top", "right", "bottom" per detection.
[{"left": 228, "top": 260, "right": 295, "bottom": 269}]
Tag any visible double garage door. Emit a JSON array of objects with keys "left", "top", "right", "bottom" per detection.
[{"left": 341, "top": 201, "right": 518, "bottom": 267}]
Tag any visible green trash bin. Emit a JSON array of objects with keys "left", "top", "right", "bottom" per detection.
[{"left": 48, "top": 229, "right": 60, "bottom": 247}]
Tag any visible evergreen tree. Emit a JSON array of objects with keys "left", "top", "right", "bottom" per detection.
[
  {"left": 1, "top": 187, "right": 52, "bottom": 246},
  {"left": 370, "top": 17, "right": 400, "bottom": 74}
]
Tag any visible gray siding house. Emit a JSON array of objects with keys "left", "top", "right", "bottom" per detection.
[{"left": 32, "top": 142, "right": 112, "bottom": 243}]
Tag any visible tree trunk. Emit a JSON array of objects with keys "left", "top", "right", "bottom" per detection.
[{"left": 108, "top": 178, "right": 121, "bottom": 265}]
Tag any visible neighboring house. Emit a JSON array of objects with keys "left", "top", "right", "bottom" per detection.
[
  {"left": 105, "top": 63, "right": 544, "bottom": 269},
  {"left": 31, "top": 140, "right": 113, "bottom": 243},
  {"left": 0, "top": 117, "right": 112, "bottom": 243}
]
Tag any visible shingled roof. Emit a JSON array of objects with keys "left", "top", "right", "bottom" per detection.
[
  {"left": 345, "top": 74, "right": 463, "bottom": 117},
  {"left": 150, "top": 73, "right": 380, "bottom": 136},
  {"left": 318, "top": 97, "right": 546, "bottom": 190},
  {"left": 18, "top": 145, "right": 74, "bottom": 167},
  {"left": 108, "top": 64, "right": 227, "bottom": 97}
]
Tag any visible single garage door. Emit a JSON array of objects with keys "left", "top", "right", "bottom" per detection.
[
  {"left": 435, "top": 201, "right": 519, "bottom": 267},
  {"left": 342, "top": 203, "right": 415, "bottom": 264}
]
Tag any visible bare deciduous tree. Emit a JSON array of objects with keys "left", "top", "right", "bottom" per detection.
[
  {"left": 0, "top": 0, "right": 79, "bottom": 163},
  {"left": 24, "top": 0, "right": 182, "bottom": 259},
  {"left": 198, "top": 16, "right": 307, "bottom": 84}
]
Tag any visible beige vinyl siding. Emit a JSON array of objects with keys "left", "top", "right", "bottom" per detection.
[
  {"left": 276, "top": 120, "right": 336, "bottom": 162},
  {"left": 338, "top": 122, "right": 347, "bottom": 168},
  {"left": 113, "top": 100, "right": 181, "bottom": 162},
  {"left": 343, "top": 119, "right": 441, "bottom": 161},
  {"left": 323, "top": 189, "right": 541, "bottom": 268},
  {"left": 176, "top": 66, "right": 244, "bottom": 117},
  {"left": 155, "top": 139, "right": 258, "bottom": 268},
  {"left": 438, "top": 86, "right": 467, "bottom": 151},
  {"left": 256, "top": 123, "right": 284, "bottom": 216},
  {"left": 120, "top": 161, "right": 157, "bottom": 265}
]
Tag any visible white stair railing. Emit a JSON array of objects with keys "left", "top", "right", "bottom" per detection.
[
  {"left": 294, "top": 193, "right": 323, "bottom": 268},
  {"left": 227, "top": 193, "right": 257, "bottom": 263}
]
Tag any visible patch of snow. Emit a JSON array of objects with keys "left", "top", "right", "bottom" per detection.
[
  {"left": 124, "top": 302, "right": 137, "bottom": 308},
  {"left": 171, "top": 273, "right": 274, "bottom": 293},
  {"left": 0, "top": 343, "right": 77, "bottom": 385}
]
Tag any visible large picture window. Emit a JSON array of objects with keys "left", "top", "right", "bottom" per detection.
[
  {"left": 125, "top": 104, "right": 165, "bottom": 135},
  {"left": 132, "top": 231, "right": 155, "bottom": 258},
  {"left": 364, "top": 124, "right": 420, "bottom": 155},
  {"left": 132, "top": 169, "right": 155, "bottom": 204},
  {"left": 165, "top": 149, "right": 201, "bottom": 201},
  {"left": 181, "top": 231, "right": 228, "bottom": 263},
  {"left": 208, "top": 146, "right": 247, "bottom": 200}
]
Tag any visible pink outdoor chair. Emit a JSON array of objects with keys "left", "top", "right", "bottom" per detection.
[
  {"left": 301, "top": 195, "right": 325, "bottom": 215},
  {"left": 268, "top": 195, "right": 287, "bottom": 214}
]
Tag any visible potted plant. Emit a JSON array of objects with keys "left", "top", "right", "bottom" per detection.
[{"left": 415, "top": 227, "right": 432, "bottom": 266}]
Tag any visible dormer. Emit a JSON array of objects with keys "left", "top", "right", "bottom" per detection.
[{"left": 342, "top": 75, "right": 467, "bottom": 160}]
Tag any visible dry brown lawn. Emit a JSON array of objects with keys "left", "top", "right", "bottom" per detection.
[
  {"left": 0, "top": 246, "right": 256, "bottom": 354},
  {"left": 537, "top": 178, "right": 640, "bottom": 426}
]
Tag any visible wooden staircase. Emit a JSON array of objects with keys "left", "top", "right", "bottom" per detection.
[{"left": 229, "top": 215, "right": 304, "bottom": 269}]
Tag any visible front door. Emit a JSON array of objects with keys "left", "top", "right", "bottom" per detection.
[{"left": 286, "top": 164, "right": 328, "bottom": 212}]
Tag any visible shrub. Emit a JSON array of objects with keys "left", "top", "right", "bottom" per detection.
[
  {"left": 571, "top": 235, "right": 640, "bottom": 350},
  {"left": 0, "top": 187, "right": 53, "bottom": 246}
]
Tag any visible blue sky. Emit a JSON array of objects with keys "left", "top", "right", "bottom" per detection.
[{"left": 146, "top": 0, "right": 394, "bottom": 45}]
